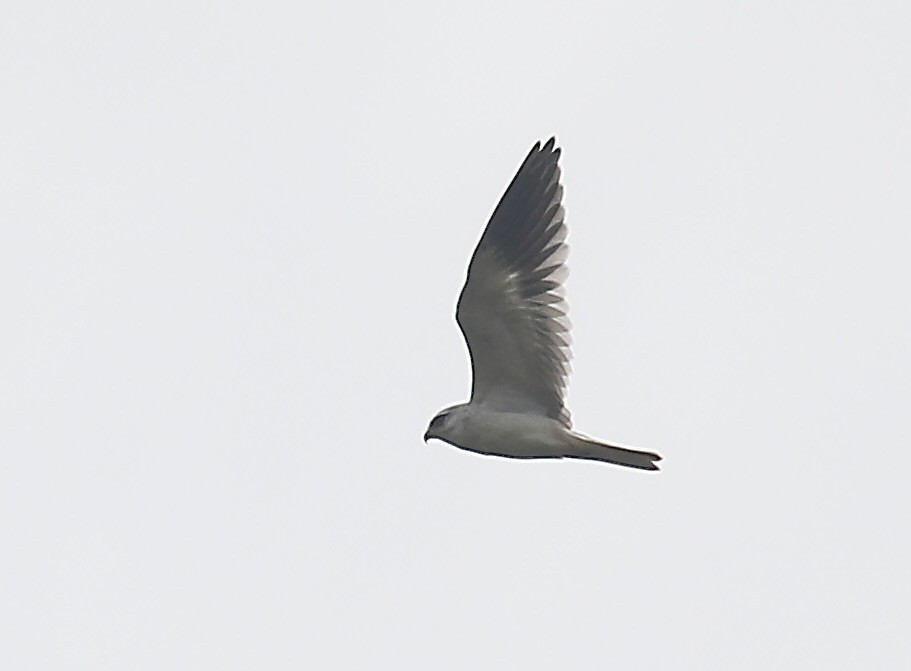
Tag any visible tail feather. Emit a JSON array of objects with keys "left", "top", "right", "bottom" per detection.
[{"left": 566, "top": 432, "right": 662, "bottom": 471}]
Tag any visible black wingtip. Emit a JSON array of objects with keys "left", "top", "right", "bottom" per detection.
[
  {"left": 541, "top": 136, "right": 558, "bottom": 152},
  {"left": 530, "top": 137, "right": 559, "bottom": 154},
  {"left": 521, "top": 140, "right": 544, "bottom": 168}
]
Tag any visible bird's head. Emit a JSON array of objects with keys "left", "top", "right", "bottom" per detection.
[{"left": 423, "top": 405, "right": 464, "bottom": 443}]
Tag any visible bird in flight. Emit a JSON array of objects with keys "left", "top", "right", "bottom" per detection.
[{"left": 424, "top": 138, "right": 662, "bottom": 470}]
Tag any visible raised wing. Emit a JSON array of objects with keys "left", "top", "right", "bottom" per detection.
[{"left": 456, "top": 138, "right": 573, "bottom": 427}]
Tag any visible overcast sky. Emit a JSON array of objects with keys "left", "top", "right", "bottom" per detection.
[{"left": 3, "top": 2, "right": 910, "bottom": 669}]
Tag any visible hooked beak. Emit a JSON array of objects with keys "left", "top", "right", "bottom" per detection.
[{"left": 423, "top": 431, "right": 430, "bottom": 443}]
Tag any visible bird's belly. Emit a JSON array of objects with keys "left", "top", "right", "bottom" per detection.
[{"left": 454, "top": 411, "right": 566, "bottom": 459}]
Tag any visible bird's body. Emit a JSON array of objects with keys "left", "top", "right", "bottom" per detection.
[
  {"left": 430, "top": 405, "right": 569, "bottom": 460},
  {"left": 424, "top": 138, "right": 661, "bottom": 471}
]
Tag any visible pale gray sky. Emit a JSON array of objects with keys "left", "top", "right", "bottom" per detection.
[{"left": 3, "top": 2, "right": 910, "bottom": 668}]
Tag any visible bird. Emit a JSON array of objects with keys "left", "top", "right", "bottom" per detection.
[{"left": 423, "top": 138, "right": 662, "bottom": 470}]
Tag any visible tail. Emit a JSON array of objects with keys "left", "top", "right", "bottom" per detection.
[{"left": 565, "top": 432, "right": 662, "bottom": 471}]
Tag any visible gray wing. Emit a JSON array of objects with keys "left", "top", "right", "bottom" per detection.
[{"left": 456, "top": 138, "right": 573, "bottom": 427}]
